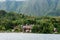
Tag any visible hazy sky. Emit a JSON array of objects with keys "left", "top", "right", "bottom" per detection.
[
  {"left": 0, "top": 0, "right": 5, "bottom": 1},
  {"left": 0, "top": 0, "right": 25, "bottom": 1}
]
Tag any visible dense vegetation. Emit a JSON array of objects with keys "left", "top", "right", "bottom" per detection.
[{"left": 0, "top": 10, "right": 60, "bottom": 34}]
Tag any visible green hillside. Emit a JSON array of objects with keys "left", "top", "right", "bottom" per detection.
[{"left": 0, "top": 10, "right": 60, "bottom": 34}]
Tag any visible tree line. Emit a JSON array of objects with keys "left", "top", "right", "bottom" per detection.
[{"left": 0, "top": 10, "right": 60, "bottom": 33}]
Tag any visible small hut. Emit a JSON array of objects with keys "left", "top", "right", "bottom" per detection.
[{"left": 22, "top": 25, "right": 32, "bottom": 33}]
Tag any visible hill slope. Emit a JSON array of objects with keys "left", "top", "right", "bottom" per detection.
[
  {"left": 0, "top": 1, "right": 24, "bottom": 13},
  {"left": 0, "top": 0, "right": 60, "bottom": 16},
  {"left": 21, "top": 0, "right": 60, "bottom": 16}
]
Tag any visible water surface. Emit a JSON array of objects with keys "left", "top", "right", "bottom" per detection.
[{"left": 0, "top": 33, "right": 60, "bottom": 40}]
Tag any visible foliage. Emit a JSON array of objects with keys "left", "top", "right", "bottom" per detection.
[{"left": 0, "top": 10, "right": 60, "bottom": 33}]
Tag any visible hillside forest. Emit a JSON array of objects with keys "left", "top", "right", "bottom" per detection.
[{"left": 0, "top": 10, "right": 60, "bottom": 34}]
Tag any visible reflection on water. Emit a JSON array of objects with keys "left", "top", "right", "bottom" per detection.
[{"left": 0, "top": 33, "right": 60, "bottom": 40}]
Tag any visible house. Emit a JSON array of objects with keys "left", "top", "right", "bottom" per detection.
[{"left": 22, "top": 25, "right": 32, "bottom": 33}]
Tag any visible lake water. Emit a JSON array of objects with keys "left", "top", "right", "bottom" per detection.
[{"left": 0, "top": 33, "right": 60, "bottom": 40}]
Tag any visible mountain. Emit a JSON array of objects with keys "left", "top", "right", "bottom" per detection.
[
  {"left": 0, "top": 0, "right": 60, "bottom": 16},
  {"left": 21, "top": 0, "right": 60, "bottom": 16},
  {"left": 0, "top": 1, "right": 24, "bottom": 13}
]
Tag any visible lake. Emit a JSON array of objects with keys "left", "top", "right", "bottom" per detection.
[{"left": 0, "top": 33, "right": 60, "bottom": 40}]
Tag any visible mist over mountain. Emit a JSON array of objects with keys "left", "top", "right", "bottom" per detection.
[
  {"left": 0, "top": 0, "right": 60, "bottom": 16},
  {"left": 0, "top": 1, "right": 24, "bottom": 13},
  {"left": 21, "top": 0, "right": 60, "bottom": 16}
]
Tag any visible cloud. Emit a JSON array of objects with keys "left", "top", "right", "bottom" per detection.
[
  {"left": 0, "top": 0, "right": 26, "bottom": 1},
  {"left": 0, "top": 0, "right": 5, "bottom": 1},
  {"left": 16, "top": 0, "right": 26, "bottom": 1}
]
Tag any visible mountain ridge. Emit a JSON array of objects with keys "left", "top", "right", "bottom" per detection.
[
  {"left": 0, "top": 1, "right": 24, "bottom": 13},
  {"left": 21, "top": 0, "right": 60, "bottom": 16},
  {"left": 0, "top": 0, "right": 60, "bottom": 16}
]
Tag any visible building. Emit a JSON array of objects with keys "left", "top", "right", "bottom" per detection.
[{"left": 22, "top": 25, "right": 32, "bottom": 33}]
